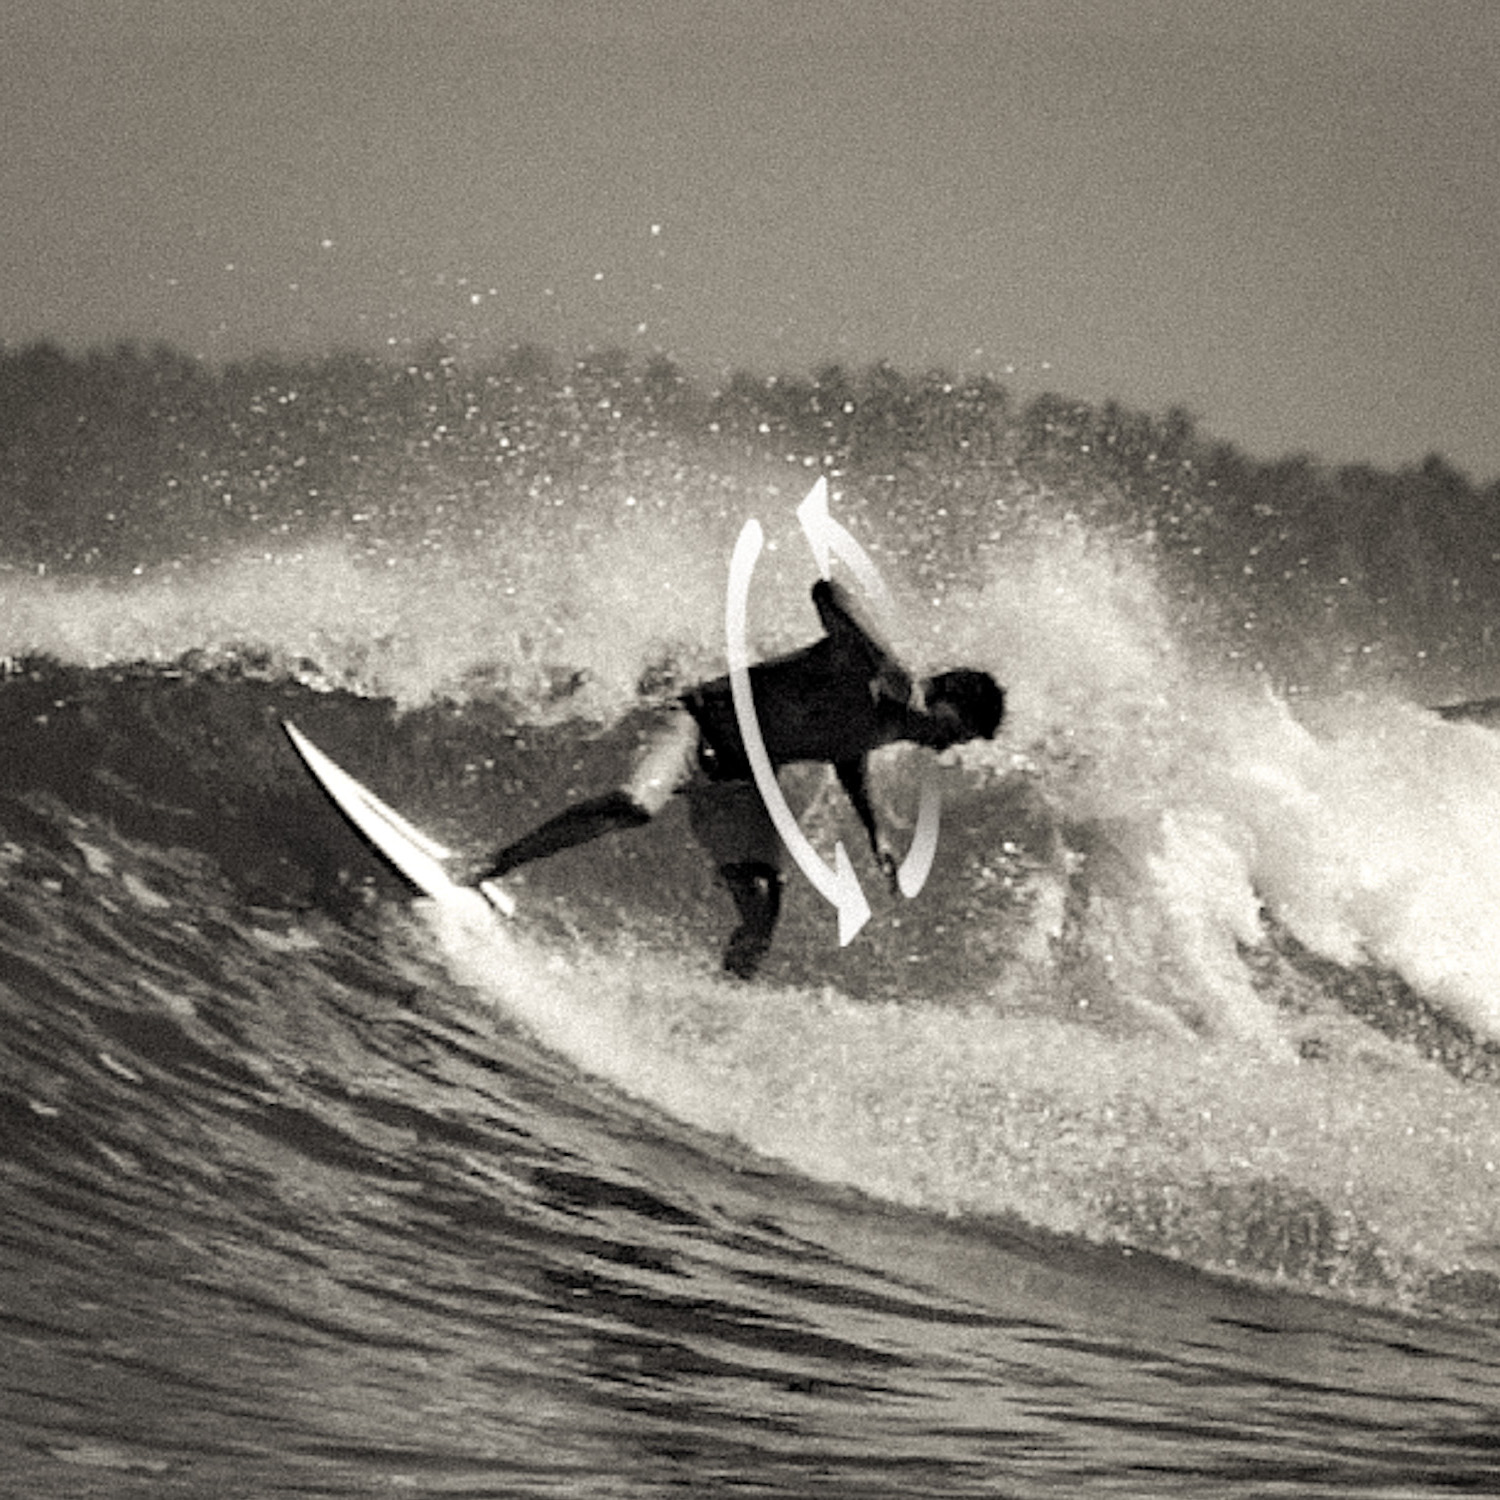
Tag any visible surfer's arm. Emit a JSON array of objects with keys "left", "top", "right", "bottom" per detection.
[
  {"left": 835, "top": 756, "right": 899, "bottom": 893},
  {"left": 812, "top": 579, "right": 913, "bottom": 711}
]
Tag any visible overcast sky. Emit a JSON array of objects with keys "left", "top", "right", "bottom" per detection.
[{"left": 2, "top": 0, "right": 1495, "bottom": 477}]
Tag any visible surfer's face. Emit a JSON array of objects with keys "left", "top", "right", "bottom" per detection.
[{"left": 927, "top": 696, "right": 971, "bottom": 751}]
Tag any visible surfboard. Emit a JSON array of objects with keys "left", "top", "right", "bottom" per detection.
[{"left": 282, "top": 719, "right": 514, "bottom": 920}]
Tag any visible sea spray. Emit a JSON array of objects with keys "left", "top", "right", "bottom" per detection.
[{"left": 419, "top": 892, "right": 1500, "bottom": 1305}]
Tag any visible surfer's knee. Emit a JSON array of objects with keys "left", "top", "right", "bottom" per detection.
[
  {"left": 723, "top": 861, "right": 782, "bottom": 917},
  {"left": 624, "top": 706, "right": 698, "bottom": 816}
]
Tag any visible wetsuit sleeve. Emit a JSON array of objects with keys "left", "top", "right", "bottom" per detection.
[
  {"left": 835, "top": 756, "right": 899, "bottom": 889},
  {"left": 811, "top": 579, "right": 913, "bottom": 708}
]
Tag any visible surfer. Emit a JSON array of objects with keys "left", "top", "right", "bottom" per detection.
[{"left": 469, "top": 577, "right": 1005, "bottom": 978}]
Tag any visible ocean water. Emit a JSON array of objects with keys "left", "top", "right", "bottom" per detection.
[{"left": 4, "top": 368, "right": 1500, "bottom": 1495}]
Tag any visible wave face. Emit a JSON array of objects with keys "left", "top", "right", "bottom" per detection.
[{"left": 4, "top": 361, "right": 1500, "bottom": 1493}]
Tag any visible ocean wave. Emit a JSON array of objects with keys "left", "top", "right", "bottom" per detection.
[
  {"left": 5, "top": 654, "right": 1500, "bottom": 1314},
  {"left": 6, "top": 359, "right": 1500, "bottom": 1319}
]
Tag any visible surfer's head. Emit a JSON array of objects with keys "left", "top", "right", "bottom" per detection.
[{"left": 920, "top": 669, "right": 1005, "bottom": 749}]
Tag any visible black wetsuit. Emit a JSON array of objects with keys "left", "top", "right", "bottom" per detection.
[
  {"left": 474, "top": 576, "right": 928, "bottom": 979},
  {"left": 682, "top": 578, "right": 917, "bottom": 782}
]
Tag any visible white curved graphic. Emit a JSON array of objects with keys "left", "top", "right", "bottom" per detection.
[
  {"left": 725, "top": 480, "right": 944, "bottom": 946},
  {"left": 795, "top": 478, "right": 943, "bottom": 900},
  {"left": 796, "top": 476, "right": 892, "bottom": 613},
  {"left": 897, "top": 779, "right": 943, "bottom": 899},
  {"left": 727, "top": 520, "right": 871, "bottom": 944}
]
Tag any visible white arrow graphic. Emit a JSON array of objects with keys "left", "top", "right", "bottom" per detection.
[
  {"left": 727, "top": 519, "right": 872, "bottom": 945},
  {"left": 796, "top": 476, "right": 892, "bottom": 612},
  {"left": 795, "top": 477, "right": 943, "bottom": 901},
  {"left": 896, "top": 779, "right": 942, "bottom": 898}
]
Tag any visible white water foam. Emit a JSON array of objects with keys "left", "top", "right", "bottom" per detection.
[
  {"left": 0, "top": 478, "right": 834, "bottom": 716},
  {"left": 913, "top": 521, "right": 1500, "bottom": 1046},
  {"left": 13, "top": 486, "right": 1500, "bottom": 1051},
  {"left": 420, "top": 892, "right": 1500, "bottom": 1301}
]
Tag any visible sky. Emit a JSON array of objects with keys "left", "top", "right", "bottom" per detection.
[{"left": 2, "top": 0, "right": 1496, "bottom": 478}]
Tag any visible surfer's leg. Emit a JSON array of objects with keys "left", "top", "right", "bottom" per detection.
[
  {"left": 687, "top": 777, "right": 784, "bottom": 979},
  {"left": 471, "top": 706, "right": 698, "bottom": 882},
  {"left": 474, "top": 791, "right": 652, "bottom": 880},
  {"left": 720, "top": 862, "right": 782, "bottom": 979}
]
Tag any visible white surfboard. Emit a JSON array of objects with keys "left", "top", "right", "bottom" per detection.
[{"left": 282, "top": 719, "right": 515, "bottom": 919}]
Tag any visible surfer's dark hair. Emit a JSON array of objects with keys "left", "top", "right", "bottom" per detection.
[{"left": 926, "top": 669, "right": 1005, "bottom": 740}]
